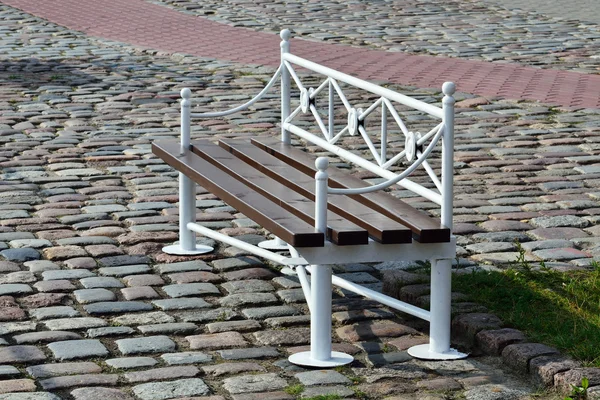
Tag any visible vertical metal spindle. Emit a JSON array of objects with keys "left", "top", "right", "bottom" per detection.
[
  {"left": 328, "top": 80, "right": 334, "bottom": 141},
  {"left": 381, "top": 99, "right": 387, "bottom": 164},
  {"left": 281, "top": 29, "right": 291, "bottom": 145}
]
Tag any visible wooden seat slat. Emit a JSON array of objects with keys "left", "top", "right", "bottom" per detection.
[
  {"left": 152, "top": 140, "right": 324, "bottom": 247},
  {"left": 217, "top": 139, "right": 412, "bottom": 244},
  {"left": 191, "top": 140, "right": 368, "bottom": 246},
  {"left": 252, "top": 137, "right": 450, "bottom": 243}
]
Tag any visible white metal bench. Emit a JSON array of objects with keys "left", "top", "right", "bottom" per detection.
[{"left": 152, "top": 29, "right": 467, "bottom": 367}]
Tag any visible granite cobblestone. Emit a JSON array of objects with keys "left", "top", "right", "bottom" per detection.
[{"left": 0, "top": 2, "right": 596, "bottom": 399}]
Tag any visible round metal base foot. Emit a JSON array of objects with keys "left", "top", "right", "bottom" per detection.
[
  {"left": 280, "top": 267, "right": 297, "bottom": 276},
  {"left": 162, "top": 244, "right": 214, "bottom": 256},
  {"left": 288, "top": 351, "right": 354, "bottom": 367},
  {"left": 258, "top": 239, "right": 288, "bottom": 251},
  {"left": 407, "top": 344, "right": 468, "bottom": 360}
]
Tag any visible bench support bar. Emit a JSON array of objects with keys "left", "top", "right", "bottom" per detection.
[
  {"left": 187, "top": 222, "right": 308, "bottom": 267},
  {"left": 162, "top": 172, "right": 214, "bottom": 256},
  {"left": 407, "top": 259, "right": 467, "bottom": 360}
]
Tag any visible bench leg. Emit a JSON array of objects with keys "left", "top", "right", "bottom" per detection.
[
  {"left": 407, "top": 259, "right": 467, "bottom": 360},
  {"left": 162, "top": 173, "right": 214, "bottom": 256},
  {"left": 288, "top": 264, "right": 354, "bottom": 367}
]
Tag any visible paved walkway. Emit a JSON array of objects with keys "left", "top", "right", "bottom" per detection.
[
  {"left": 1, "top": 0, "right": 600, "bottom": 109},
  {"left": 0, "top": 1, "right": 600, "bottom": 399},
  {"left": 484, "top": 0, "right": 600, "bottom": 25}
]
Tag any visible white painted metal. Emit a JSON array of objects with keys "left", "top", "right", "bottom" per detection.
[
  {"left": 310, "top": 104, "right": 329, "bottom": 140},
  {"left": 284, "top": 53, "right": 444, "bottom": 118},
  {"left": 407, "top": 82, "right": 466, "bottom": 361},
  {"left": 162, "top": 89, "right": 213, "bottom": 256},
  {"left": 168, "top": 32, "right": 464, "bottom": 364},
  {"left": 381, "top": 101, "right": 387, "bottom": 163},
  {"left": 289, "top": 157, "right": 353, "bottom": 367},
  {"left": 382, "top": 98, "right": 410, "bottom": 135},
  {"left": 187, "top": 222, "right": 307, "bottom": 266},
  {"left": 441, "top": 82, "right": 456, "bottom": 230},
  {"left": 283, "top": 60, "right": 305, "bottom": 92},
  {"left": 358, "top": 97, "right": 383, "bottom": 121},
  {"left": 280, "top": 29, "right": 291, "bottom": 145},
  {"left": 283, "top": 123, "right": 443, "bottom": 202},
  {"left": 407, "top": 259, "right": 467, "bottom": 360},
  {"left": 288, "top": 351, "right": 354, "bottom": 367},
  {"left": 310, "top": 77, "right": 329, "bottom": 99},
  {"left": 296, "top": 238, "right": 456, "bottom": 265},
  {"left": 381, "top": 123, "right": 442, "bottom": 170},
  {"left": 258, "top": 236, "right": 289, "bottom": 251},
  {"left": 190, "top": 66, "right": 282, "bottom": 119},
  {"left": 328, "top": 80, "right": 334, "bottom": 140},
  {"left": 407, "top": 344, "right": 468, "bottom": 360},
  {"left": 330, "top": 79, "right": 352, "bottom": 111},
  {"left": 421, "top": 158, "right": 443, "bottom": 192},
  {"left": 284, "top": 105, "right": 302, "bottom": 124},
  {"left": 311, "top": 157, "right": 331, "bottom": 361},
  {"left": 305, "top": 266, "right": 430, "bottom": 321},
  {"left": 358, "top": 125, "right": 382, "bottom": 166},
  {"left": 295, "top": 265, "right": 312, "bottom": 312}
]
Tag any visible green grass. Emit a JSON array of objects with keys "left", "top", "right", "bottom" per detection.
[{"left": 452, "top": 253, "right": 600, "bottom": 367}]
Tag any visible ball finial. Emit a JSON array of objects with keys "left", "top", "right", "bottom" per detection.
[
  {"left": 280, "top": 29, "right": 291, "bottom": 41},
  {"left": 180, "top": 88, "right": 191, "bottom": 99},
  {"left": 442, "top": 82, "right": 456, "bottom": 96},
  {"left": 315, "top": 157, "right": 329, "bottom": 171}
]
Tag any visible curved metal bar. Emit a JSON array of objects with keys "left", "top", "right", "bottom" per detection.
[
  {"left": 190, "top": 65, "right": 282, "bottom": 118},
  {"left": 327, "top": 125, "right": 444, "bottom": 195}
]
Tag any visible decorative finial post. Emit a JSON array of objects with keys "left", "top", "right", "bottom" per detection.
[
  {"left": 180, "top": 88, "right": 192, "bottom": 156},
  {"left": 280, "top": 29, "right": 291, "bottom": 145},
  {"left": 161, "top": 88, "right": 214, "bottom": 256},
  {"left": 441, "top": 82, "right": 455, "bottom": 232}
]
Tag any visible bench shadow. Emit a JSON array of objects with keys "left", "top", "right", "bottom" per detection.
[{"left": 0, "top": 58, "right": 101, "bottom": 89}]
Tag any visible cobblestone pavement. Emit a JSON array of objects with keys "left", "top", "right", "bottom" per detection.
[
  {"left": 1, "top": 2, "right": 600, "bottom": 400},
  {"left": 152, "top": 0, "right": 600, "bottom": 75},
  {"left": 2, "top": 0, "right": 600, "bottom": 109},
  {"left": 483, "top": 0, "right": 600, "bottom": 26}
]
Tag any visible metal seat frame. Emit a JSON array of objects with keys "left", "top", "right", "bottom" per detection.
[{"left": 158, "top": 29, "right": 467, "bottom": 367}]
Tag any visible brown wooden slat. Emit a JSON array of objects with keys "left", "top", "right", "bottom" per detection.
[
  {"left": 191, "top": 141, "right": 368, "bottom": 246},
  {"left": 252, "top": 136, "right": 450, "bottom": 243},
  {"left": 217, "top": 139, "right": 412, "bottom": 244},
  {"left": 152, "top": 140, "right": 324, "bottom": 247}
]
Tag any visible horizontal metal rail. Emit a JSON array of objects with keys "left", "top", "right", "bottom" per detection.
[
  {"left": 305, "top": 266, "right": 430, "bottom": 321},
  {"left": 283, "top": 53, "right": 443, "bottom": 119},
  {"left": 186, "top": 222, "right": 308, "bottom": 266}
]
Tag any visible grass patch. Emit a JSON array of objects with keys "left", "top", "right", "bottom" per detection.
[
  {"left": 284, "top": 384, "right": 304, "bottom": 396},
  {"left": 302, "top": 396, "right": 342, "bottom": 400},
  {"left": 452, "top": 245, "right": 600, "bottom": 367}
]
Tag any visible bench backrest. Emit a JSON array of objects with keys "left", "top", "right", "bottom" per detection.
[
  {"left": 187, "top": 29, "right": 456, "bottom": 232},
  {"left": 278, "top": 30, "right": 455, "bottom": 231}
]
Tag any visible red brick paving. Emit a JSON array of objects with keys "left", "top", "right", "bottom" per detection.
[{"left": 2, "top": 0, "right": 600, "bottom": 108}]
